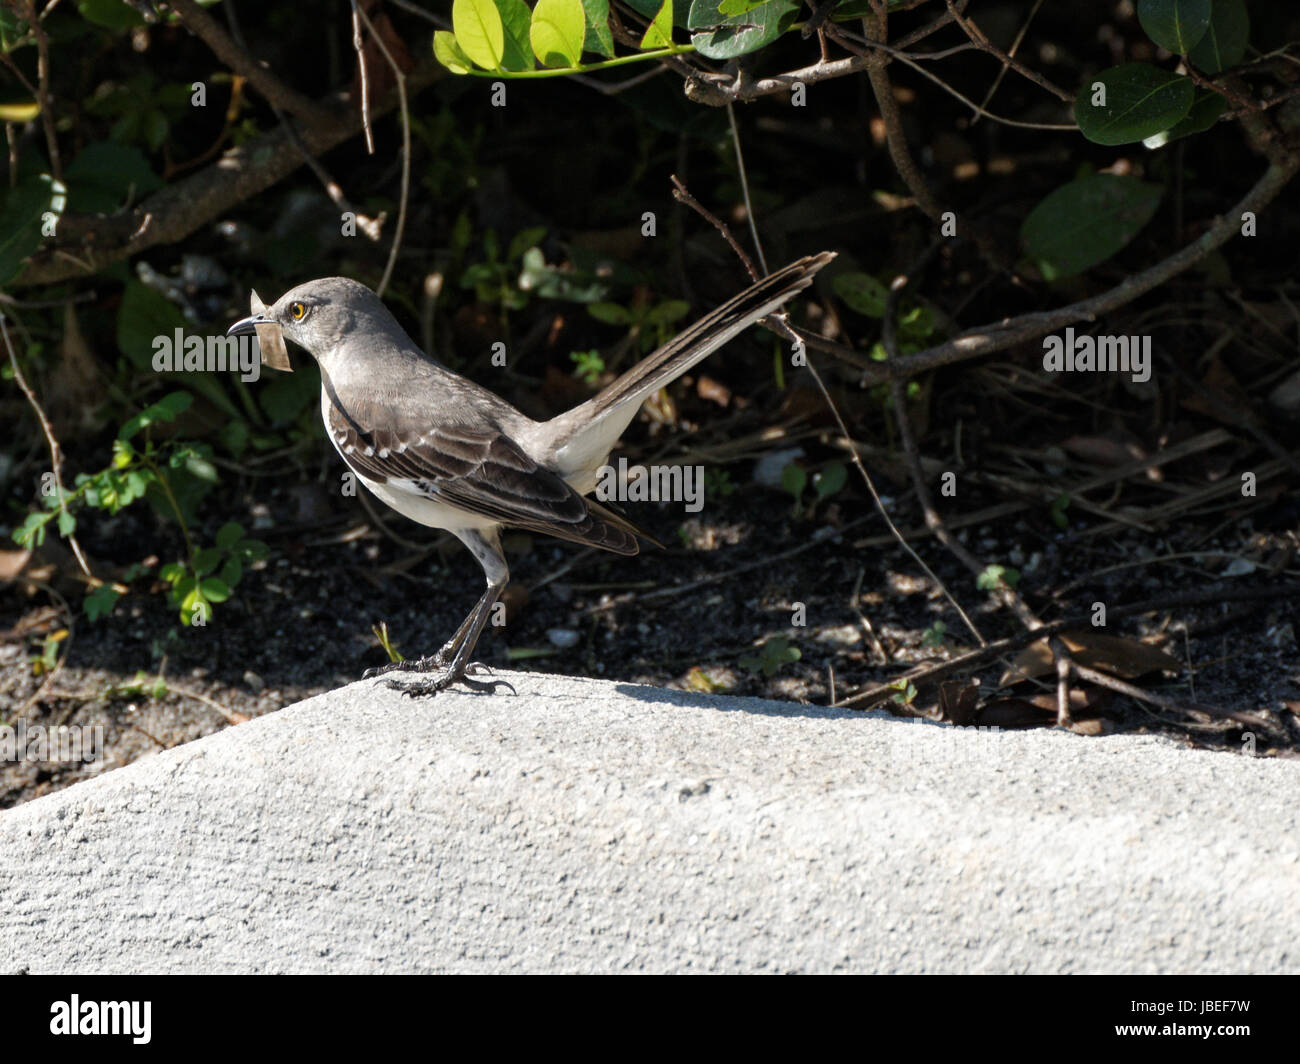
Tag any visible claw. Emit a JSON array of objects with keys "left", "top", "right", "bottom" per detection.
[{"left": 377, "top": 661, "right": 515, "bottom": 697}]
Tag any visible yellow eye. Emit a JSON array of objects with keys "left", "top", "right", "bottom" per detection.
[{"left": 290, "top": 302, "right": 307, "bottom": 321}]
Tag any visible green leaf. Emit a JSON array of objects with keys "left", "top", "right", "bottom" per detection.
[
  {"left": 65, "top": 142, "right": 161, "bottom": 214},
  {"left": 0, "top": 101, "right": 38, "bottom": 123},
  {"left": 219, "top": 557, "right": 243, "bottom": 588},
  {"left": 152, "top": 391, "right": 194, "bottom": 421},
  {"left": 258, "top": 368, "right": 317, "bottom": 424},
  {"left": 192, "top": 548, "right": 223, "bottom": 576},
  {"left": 56, "top": 509, "right": 76, "bottom": 536},
  {"left": 624, "top": 0, "right": 690, "bottom": 24},
  {"left": 76, "top": 0, "right": 146, "bottom": 29},
  {"left": 1145, "top": 88, "right": 1227, "bottom": 147},
  {"left": 508, "top": 225, "right": 548, "bottom": 262},
  {"left": 531, "top": 0, "right": 587, "bottom": 67},
  {"left": 116, "top": 280, "right": 186, "bottom": 372},
  {"left": 452, "top": 0, "right": 505, "bottom": 70},
  {"left": 119, "top": 391, "right": 193, "bottom": 440},
  {"left": 1188, "top": 0, "right": 1249, "bottom": 74},
  {"left": 215, "top": 522, "right": 244, "bottom": 550},
  {"left": 718, "top": 0, "right": 765, "bottom": 13},
  {"left": 1074, "top": 64, "right": 1194, "bottom": 146},
  {"left": 977, "top": 564, "right": 1020, "bottom": 591},
  {"left": 84, "top": 583, "right": 124, "bottom": 622},
  {"left": 433, "top": 31, "right": 475, "bottom": 75},
  {"left": 1021, "top": 174, "right": 1162, "bottom": 280},
  {"left": 813, "top": 463, "right": 847, "bottom": 500},
  {"left": 588, "top": 302, "right": 631, "bottom": 325},
  {"left": 181, "top": 449, "right": 218, "bottom": 483},
  {"left": 644, "top": 299, "right": 690, "bottom": 326},
  {"left": 641, "top": 0, "right": 673, "bottom": 48},
  {"left": 1137, "top": 0, "right": 1211, "bottom": 54},
  {"left": 180, "top": 588, "right": 209, "bottom": 625},
  {"left": 833, "top": 272, "right": 888, "bottom": 317},
  {"left": 687, "top": 0, "right": 799, "bottom": 60},
  {"left": 14, "top": 511, "right": 52, "bottom": 548},
  {"left": 0, "top": 174, "right": 64, "bottom": 285},
  {"left": 199, "top": 577, "right": 231, "bottom": 603},
  {"left": 780, "top": 462, "right": 806, "bottom": 499},
  {"left": 582, "top": 0, "right": 615, "bottom": 58},
  {"left": 237, "top": 538, "right": 270, "bottom": 563},
  {"left": 497, "top": 0, "right": 535, "bottom": 71}
]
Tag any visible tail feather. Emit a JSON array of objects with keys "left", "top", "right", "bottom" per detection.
[{"left": 545, "top": 251, "right": 835, "bottom": 486}]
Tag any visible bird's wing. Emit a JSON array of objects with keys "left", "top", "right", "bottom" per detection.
[{"left": 324, "top": 384, "right": 643, "bottom": 555}]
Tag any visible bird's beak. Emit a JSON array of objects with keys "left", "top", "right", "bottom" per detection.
[
  {"left": 226, "top": 313, "right": 266, "bottom": 337},
  {"left": 228, "top": 289, "right": 292, "bottom": 372}
]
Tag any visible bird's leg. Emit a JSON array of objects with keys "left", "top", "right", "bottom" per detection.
[{"left": 367, "top": 528, "right": 515, "bottom": 696}]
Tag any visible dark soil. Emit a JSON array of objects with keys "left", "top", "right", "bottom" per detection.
[{"left": 5, "top": 393, "right": 1298, "bottom": 809}]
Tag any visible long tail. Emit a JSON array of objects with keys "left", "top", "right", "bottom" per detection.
[{"left": 545, "top": 251, "right": 835, "bottom": 484}]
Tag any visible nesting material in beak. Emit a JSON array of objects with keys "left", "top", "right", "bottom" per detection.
[{"left": 250, "top": 289, "right": 292, "bottom": 372}]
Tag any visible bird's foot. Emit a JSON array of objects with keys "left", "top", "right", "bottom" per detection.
[
  {"left": 377, "top": 660, "right": 515, "bottom": 698},
  {"left": 362, "top": 643, "right": 456, "bottom": 680}
]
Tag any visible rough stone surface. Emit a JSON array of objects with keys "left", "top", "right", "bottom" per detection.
[{"left": 2, "top": 671, "right": 1296, "bottom": 973}]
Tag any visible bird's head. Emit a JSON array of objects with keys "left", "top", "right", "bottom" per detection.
[{"left": 227, "top": 277, "right": 400, "bottom": 372}]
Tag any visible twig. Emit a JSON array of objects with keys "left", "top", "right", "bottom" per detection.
[
  {"left": 223, "top": 2, "right": 383, "bottom": 241},
  {"left": 835, "top": 583, "right": 1300, "bottom": 709},
  {"left": 14, "top": 60, "right": 440, "bottom": 285},
  {"left": 167, "top": 0, "right": 333, "bottom": 125},
  {"left": 841, "top": 154, "right": 1300, "bottom": 388},
  {"left": 670, "top": 175, "right": 759, "bottom": 280},
  {"left": 23, "top": 0, "right": 61, "bottom": 180},
  {"left": 945, "top": 0, "right": 1071, "bottom": 107},
  {"left": 350, "top": 0, "right": 375, "bottom": 155},
  {"left": 353, "top": 0, "right": 411, "bottom": 296},
  {"left": 581, "top": 519, "right": 872, "bottom": 615},
  {"left": 725, "top": 103, "right": 767, "bottom": 275},
  {"left": 670, "top": 172, "right": 988, "bottom": 653},
  {"left": 0, "top": 313, "right": 91, "bottom": 578}
]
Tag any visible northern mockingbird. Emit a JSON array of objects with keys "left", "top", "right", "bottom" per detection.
[{"left": 228, "top": 251, "right": 834, "bottom": 695}]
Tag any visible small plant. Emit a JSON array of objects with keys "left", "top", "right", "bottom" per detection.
[
  {"left": 157, "top": 522, "right": 267, "bottom": 626},
  {"left": 739, "top": 635, "right": 801, "bottom": 678},
  {"left": 29, "top": 628, "right": 68, "bottom": 677},
  {"left": 103, "top": 670, "right": 169, "bottom": 700},
  {"left": 569, "top": 348, "right": 606, "bottom": 386},
  {"left": 372, "top": 621, "right": 404, "bottom": 664},
  {"left": 683, "top": 665, "right": 731, "bottom": 693},
  {"left": 889, "top": 678, "right": 918, "bottom": 706},
  {"left": 12, "top": 391, "right": 269, "bottom": 627},
  {"left": 780, "top": 460, "right": 847, "bottom": 519},
  {"left": 587, "top": 292, "right": 691, "bottom": 354},
  {"left": 1049, "top": 493, "right": 1070, "bottom": 530},
  {"left": 459, "top": 225, "right": 547, "bottom": 318},
  {"left": 704, "top": 468, "right": 736, "bottom": 498},
  {"left": 921, "top": 620, "right": 947, "bottom": 649},
  {"left": 977, "top": 563, "right": 1022, "bottom": 592}
]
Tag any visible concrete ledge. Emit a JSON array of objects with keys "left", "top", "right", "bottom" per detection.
[{"left": 1, "top": 671, "right": 1297, "bottom": 973}]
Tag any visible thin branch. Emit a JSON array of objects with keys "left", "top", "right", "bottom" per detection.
[
  {"left": 13, "top": 61, "right": 440, "bottom": 286},
  {"left": 849, "top": 153, "right": 1300, "bottom": 387},
  {"left": 1, "top": 312, "right": 92, "bottom": 578},
  {"left": 352, "top": 0, "right": 411, "bottom": 297},
  {"left": 725, "top": 104, "right": 767, "bottom": 276},
  {"left": 167, "top": 0, "right": 334, "bottom": 126},
  {"left": 350, "top": 0, "right": 375, "bottom": 155},
  {"left": 835, "top": 583, "right": 1300, "bottom": 709},
  {"left": 945, "top": 0, "right": 1071, "bottom": 107}
]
